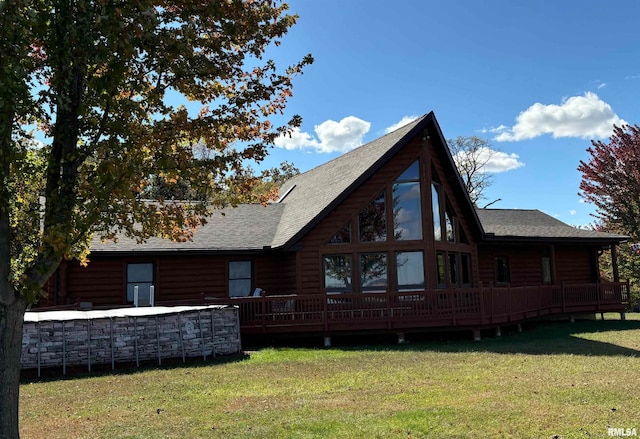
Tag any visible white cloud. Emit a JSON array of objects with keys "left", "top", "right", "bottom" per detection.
[
  {"left": 453, "top": 147, "right": 524, "bottom": 173},
  {"left": 597, "top": 82, "right": 607, "bottom": 89},
  {"left": 384, "top": 115, "right": 419, "bottom": 134},
  {"left": 274, "top": 116, "right": 371, "bottom": 153},
  {"left": 569, "top": 209, "right": 577, "bottom": 215},
  {"left": 494, "top": 92, "right": 626, "bottom": 142},
  {"left": 478, "top": 125, "right": 508, "bottom": 134},
  {"left": 625, "top": 74, "right": 640, "bottom": 80}
]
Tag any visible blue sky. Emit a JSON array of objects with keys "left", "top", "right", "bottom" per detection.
[{"left": 257, "top": 0, "right": 640, "bottom": 226}]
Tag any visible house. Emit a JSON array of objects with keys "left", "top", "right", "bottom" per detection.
[{"left": 41, "top": 112, "right": 629, "bottom": 340}]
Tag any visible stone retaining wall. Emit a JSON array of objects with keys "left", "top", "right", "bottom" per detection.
[{"left": 21, "top": 305, "right": 241, "bottom": 375}]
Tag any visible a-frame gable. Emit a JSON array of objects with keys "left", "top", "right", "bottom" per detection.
[{"left": 272, "top": 112, "right": 484, "bottom": 251}]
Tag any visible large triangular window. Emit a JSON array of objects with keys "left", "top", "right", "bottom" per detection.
[
  {"left": 359, "top": 191, "right": 387, "bottom": 242},
  {"left": 328, "top": 222, "right": 351, "bottom": 244}
]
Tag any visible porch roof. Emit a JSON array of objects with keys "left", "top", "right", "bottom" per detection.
[{"left": 477, "top": 208, "right": 627, "bottom": 243}]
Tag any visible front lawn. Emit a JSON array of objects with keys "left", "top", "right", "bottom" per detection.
[{"left": 20, "top": 314, "right": 640, "bottom": 438}]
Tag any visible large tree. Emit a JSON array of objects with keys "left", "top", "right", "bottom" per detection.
[
  {"left": 578, "top": 124, "right": 640, "bottom": 304},
  {"left": 448, "top": 136, "right": 499, "bottom": 206},
  {"left": 0, "top": 0, "right": 311, "bottom": 436},
  {"left": 578, "top": 124, "right": 640, "bottom": 236}
]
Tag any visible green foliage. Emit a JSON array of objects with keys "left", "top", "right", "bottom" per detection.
[{"left": 1, "top": 0, "right": 312, "bottom": 300}]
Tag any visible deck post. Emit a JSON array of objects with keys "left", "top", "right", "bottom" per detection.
[
  {"left": 569, "top": 315, "right": 575, "bottom": 323},
  {"left": 323, "top": 336, "right": 331, "bottom": 347},
  {"left": 516, "top": 323, "right": 522, "bottom": 333},
  {"left": 397, "top": 332, "right": 405, "bottom": 344},
  {"left": 620, "top": 312, "right": 626, "bottom": 321},
  {"left": 611, "top": 244, "right": 620, "bottom": 283},
  {"left": 495, "top": 326, "right": 501, "bottom": 337},
  {"left": 472, "top": 328, "right": 481, "bottom": 341},
  {"left": 478, "top": 282, "right": 485, "bottom": 325}
]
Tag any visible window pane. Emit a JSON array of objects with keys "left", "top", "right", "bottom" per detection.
[
  {"left": 329, "top": 223, "right": 351, "bottom": 244},
  {"left": 359, "top": 192, "right": 386, "bottom": 242},
  {"left": 461, "top": 253, "right": 472, "bottom": 286},
  {"left": 229, "top": 261, "right": 252, "bottom": 279},
  {"left": 436, "top": 252, "right": 446, "bottom": 288},
  {"left": 397, "top": 160, "right": 420, "bottom": 181},
  {"left": 446, "top": 209, "right": 456, "bottom": 242},
  {"left": 495, "top": 257, "right": 510, "bottom": 284},
  {"left": 127, "top": 282, "right": 153, "bottom": 303},
  {"left": 396, "top": 252, "right": 424, "bottom": 291},
  {"left": 324, "top": 255, "right": 352, "bottom": 293},
  {"left": 229, "top": 279, "right": 252, "bottom": 297},
  {"left": 432, "top": 183, "right": 442, "bottom": 241},
  {"left": 448, "top": 253, "right": 458, "bottom": 286},
  {"left": 127, "top": 263, "right": 153, "bottom": 283},
  {"left": 361, "top": 253, "right": 387, "bottom": 292},
  {"left": 393, "top": 182, "right": 422, "bottom": 240},
  {"left": 542, "top": 257, "right": 552, "bottom": 284}
]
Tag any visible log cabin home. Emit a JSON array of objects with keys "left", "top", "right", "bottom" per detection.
[{"left": 40, "top": 112, "right": 629, "bottom": 341}]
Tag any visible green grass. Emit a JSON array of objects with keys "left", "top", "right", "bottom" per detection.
[{"left": 20, "top": 313, "right": 640, "bottom": 438}]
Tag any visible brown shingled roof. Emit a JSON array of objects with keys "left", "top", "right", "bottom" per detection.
[{"left": 477, "top": 208, "right": 627, "bottom": 242}]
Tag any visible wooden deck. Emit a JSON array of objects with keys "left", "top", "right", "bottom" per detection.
[{"left": 206, "top": 282, "right": 630, "bottom": 335}]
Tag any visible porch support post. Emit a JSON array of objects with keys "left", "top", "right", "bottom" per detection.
[
  {"left": 324, "top": 336, "right": 331, "bottom": 347},
  {"left": 397, "top": 332, "right": 405, "bottom": 344},
  {"left": 472, "top": 328, "right": 481, "bottom": 341},
  {"left": 495, "top": 326, "right": 501, "bottom": 337},
  {"left": 611, "top": 244, "right": 620, "bottom": 283}
]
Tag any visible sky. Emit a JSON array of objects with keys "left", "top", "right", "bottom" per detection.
[{"left": 254, "top": 0, "right": 640, "bottom": 227}]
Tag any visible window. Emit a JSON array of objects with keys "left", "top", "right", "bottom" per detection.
[
  {"left": 229, "top": 261, "right": 253, "bottom": 297},
  {"left": 393, "top": 161, "right": 422, "bottom": 241},
  {"left": 495, "top": 257, "right": 510, "bottom": 284},
  {"left": 432, "top": 183, "right": 442, "bottom": 241},
  {"left": 324, "top": 255, "right": 352, "bottom": 293},
  {"left": 396, "top": 251, "right": 425, "bottom": 291},
  {"left": 445, "top": 207, "right": 456, "bottom": 242},
  {"left": 460, "top": 253, "right": 472, "bottom": 287},
  {"left": 127, "top": 263, "right": 154, "bottom": 304},
  {"left": 542, "top": 257, "right": 552, "bottom": 284},
  {"left": 329, "top": 222, "right": 351, "bottom": 244},
  {"left": 361, "top": 253, "right": 388, "bottom": 292},
  {"left": 448, "top": 253, "right": 459, "bottom": 286},
  {"left": 436, "top": 252, "right": 446, "bottom": 288},
  {"left": 359, "top": 192, "right": 387, "bottom": 242}
]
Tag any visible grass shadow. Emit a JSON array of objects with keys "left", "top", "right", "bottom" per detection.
[
  {"left": 244, "top": 317, "right": 640, "bottom": 358},
  {"left": 20, "top": 351, "right": 250, "bottom": 384}
]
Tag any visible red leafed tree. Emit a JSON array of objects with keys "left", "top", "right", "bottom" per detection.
[
  {"left": 578, "top": 124, "right": 640, "bottom": 238},
  {"left": 579, "top": 124, "right": 640, "bottom": 305}
]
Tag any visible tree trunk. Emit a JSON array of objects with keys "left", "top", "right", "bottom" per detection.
[{"left": 0, "top": 297, "right": 27, "bottom": 439}]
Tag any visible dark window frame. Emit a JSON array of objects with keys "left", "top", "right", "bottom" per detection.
[
  {"left": 495, "top": 256, "right": 511, "bottom": 285},
  {"left": 126, "top": 262, "right": 154, "bottom": 304},
  {"left": 228, "top": 260, "right": 254, "bottom": 297}
]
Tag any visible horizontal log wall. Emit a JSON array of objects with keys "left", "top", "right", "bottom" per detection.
[{"left": 21, "top": 306, "right": 241, "bottom": 375}]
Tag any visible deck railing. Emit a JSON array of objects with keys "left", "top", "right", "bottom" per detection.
[
  {"left": 33, "top": 281, "right": 630, "bottom": 334},
  {"left": 209, "top": 281, "right": 629, "bottom": 334}
]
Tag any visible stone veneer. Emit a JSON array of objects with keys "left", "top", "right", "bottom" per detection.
[{"left": 21, "top": 305, "right": 241, "bottom": 375}]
